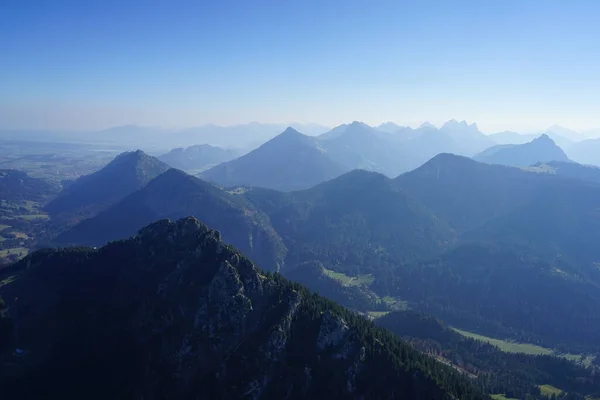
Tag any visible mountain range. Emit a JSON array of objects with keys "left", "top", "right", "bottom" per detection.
[
  {"left": 51, "top": 149, "right": 600, "bottom": 355},
  {"left": 201, "top": 121, "right": 504, "bottom": 191},
  {"left": 5, "top": 120, "right": 600, "bottom": 398},
  {"left": 0, "top": 123, "right": 331, "bottom": 150},
  {"left": 0, "top": 217, "right": 485, "bottom": 399}
]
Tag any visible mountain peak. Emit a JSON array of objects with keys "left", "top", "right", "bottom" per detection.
[
  {"left": 534, "top": 133, "right": 555, "bottom": 144},
  {"left": 442, "top": 119, "right": 478, "bottom": 131},
  {"left": 281, "top": 126, "right": 302, "bottom": 136},
  {"left": 45, "top": 150, "right": 170, "bottom": 217},
  {"left": 473, "top": 133, "right": 569, "bottom": 167},
  {"left": 272, "top": 127, "right": 309, "bottom": 143},
  {"left": 137, "top": 216, "right": 210, "bottom": 242},
  {"left": 377, "top": 122, "right": 404, "bottom": 133},
  {"left": 419, "top": 121, "right": 437, "bottom": 129}
]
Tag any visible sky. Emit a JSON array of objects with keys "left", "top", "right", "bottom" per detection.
[{"left": 1, "top": 0, "right": 599, "bottom": 133}]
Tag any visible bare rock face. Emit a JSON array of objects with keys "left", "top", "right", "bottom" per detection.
[{"left": 0, "top": 217, "right": 484, "bottom": 400}]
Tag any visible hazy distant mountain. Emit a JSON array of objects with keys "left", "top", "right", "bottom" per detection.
[
  {"left": 389, "top": 125, "right": 463, "bottom": 170},
  {"left": 439, "top": 119, "right": 495, "bottom": 155},
  {"left": 0, "top": 123, "right": 328, "bottom": 150},
  {"left": 376, "top": 122, "right": 405, "bottom": 133},
  {"left": 546, "top": 124, "right": 587, "bottom": 142},
  {"left": 490, "top": 129, "right": 574, "bottom": 149},
  {"left": 567, "top": 138, "right": 600, "bottom": 166},
  {"left": 584, "top": 128, "right": 600, "bottom": 138},
  {"left": 418, "top": 121, "right": 437, "bottom": 129},
  {"left": 201, "top": 127, "right": 346, "bottom": 191},
  {"left": 175, "top": 122, "right": 328, "bottom": 149},
  {"left": 319, "top": 122, "right": 410, "bottom": 176},
  {"left": 158, "top": 144, "right": 240, "bottom": 172},
  {"left": 288, "top": 122, "right": 330, "bottom": 136},
  {"left": 45, "top": 150, "right": 169, "bottom": 221},
  {"left": 318, "top": 123, "right": 353, "bottom": 140},
  {"left": 474, "top": 134, "right": 570, "bottom": 167},
  {"left": 488, "top": 130, "right": 537, "bottom": 144}
]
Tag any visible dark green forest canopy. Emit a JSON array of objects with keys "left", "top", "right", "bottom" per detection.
[{"left": 0, "top": 217, "right": 486, "bottom": 400}]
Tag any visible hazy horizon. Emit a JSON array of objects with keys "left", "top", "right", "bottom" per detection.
[
  {"left": 1, "top": 120, "right": 597, "bottom": 138},
  {"left": 2, "top": 0, "right": 600, "bottom": 133}
]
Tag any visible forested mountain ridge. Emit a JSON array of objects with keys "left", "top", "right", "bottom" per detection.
[
  {"left": 242, "top": 155, "right": 600, "bottom": 350},
  {"left": 0, "top": 217, "right": 487, "bottom": 400},
  {"left": 56, "top": 169, "right": 287, "bottom": 272},
  {"left": 244, "top": 169, "right": 456, "bottom": 281},
  {"left": 53, "top": 154, "right": 600, "bottom": 352},
  {"left": 377, "top": 310, "right": 600, "bottom": 400}
]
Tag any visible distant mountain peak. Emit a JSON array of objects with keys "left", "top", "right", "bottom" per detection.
[
  {"left": 112, "top": 149, "right": 152, "bottom": 164},
  {"left": 474, "top": 133, "right": 569, "bottom": 167},
  {"left": 442, "top": 119, "right": 478, "bottom": 131},
  {"left": 419, "top": 121, "right": 437, "bottom": 129},
  {"left": 45, "top": 150, "right": 170, "bottom": 218},
  {"left": 546, "top": 125, "right": 585, "bottom": 141},
  {"left": 282, "top": 126, "right": 300, "bottom": 134},
  {"left": 534, "top": 133, "right": 554, "bottom": 143}
]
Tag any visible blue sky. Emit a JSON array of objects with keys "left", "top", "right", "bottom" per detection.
[{"left": 1, "top": 0, "right": 599, "bottom": 132}]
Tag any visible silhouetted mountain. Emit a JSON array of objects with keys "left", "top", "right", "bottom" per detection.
[
  {"left": 567, "top": 137, "right": 600, "bottom": 166},
  {"left": 45, "top": 150, "right": 170, "bottom": 221},
  {"left": 0, "top": 169, "right": 58, "bottom": 203},
  {"left": 0, "top": 217, "right": 485, "bottom": 400},
  {"left": 474, "top": 134, "right": 570, "bottom": 167},
  {"left": 158, "top": 144, "right": 240, "bottom": 171},
  {"left": 201, "top": 127, "right": 346, "bottom": 191},
  {"left": 391, "top": 125, "right": 464, "bottom": 170},
  {"left": 376, "top": 122, "right": 405, "bottom": 133},
  {"left": 56, "top": 169, "right": 286, "bottom": 271}
]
